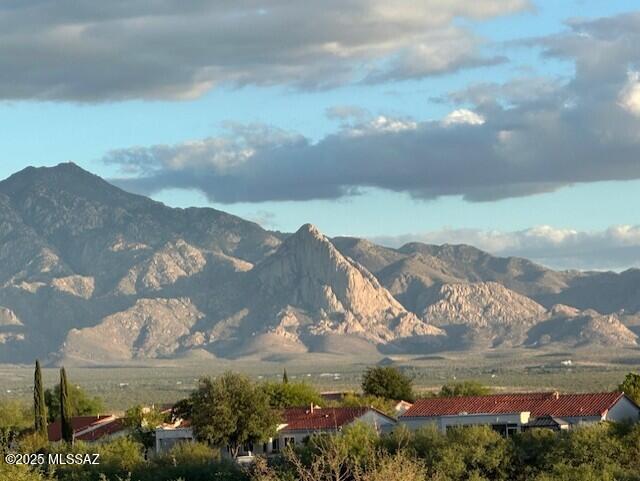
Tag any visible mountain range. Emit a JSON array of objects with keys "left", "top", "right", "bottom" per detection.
[{"left": 0, "top": 163, "right": 638, "bottom": 365}]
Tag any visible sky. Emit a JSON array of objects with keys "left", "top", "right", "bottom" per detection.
[{"left": 1, "top": 0, "right": 640, "bottom": 271}]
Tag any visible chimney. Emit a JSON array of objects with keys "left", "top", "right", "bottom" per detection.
[
  {"left": 310, "top": 403, "right": 314, "bottom": 414},
  {"left": 552, "top": 391, "right": 560, "bottom": 400}
]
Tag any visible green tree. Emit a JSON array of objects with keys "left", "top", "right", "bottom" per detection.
[
  {"left": 0, "top": 462, "right": 54, "bottom": 481},
  {"left": 340, "top": 393, "right": 397, "bottom": 417},
  {"left": 618, "top": 372, "right": 640, "bottom": 404},
  {"left": 437, "top": 425, "right": 512, "bottom": 481},
  {"left": 33, "top": 360, "right": 48, "bottom": 441},
  {"left": 189, "top": 372, "right": 280, "bottom": 458},
  {"left": 59, "top": 368, "right": 73, "bottom": 444},
  {"left": 123, "top": 404, "right": 167, "bottom": 449},
  {"left": 96, "top": 437, "right": 146, "bottom": 472},
  {"left": 361, "top": 367, "right": 414, "bottom": 401},
  {"left": 44, "top": 382, "right": 104, "bottom": 422},
  {"left": 283, "top": 368, "right": 289, "bottom": 384},
  {"left": 261, "top": 381, "right": 323, "bottom": 409},
  {"left": 439, "top": 381, "right": 490, "bottom": 397},
  {"left": 0, "top": 399, "right": 30, "bottom": 454},
  {"left": 171, "top": 397, "right": 193, "bottom": 421},
  {"left": 159, "top": 440, "right": 219, "bottom": 466}
]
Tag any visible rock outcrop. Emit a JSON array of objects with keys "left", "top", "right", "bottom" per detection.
[
  {"left": 63, "top": 298, "right": 204, "bottom": 362},
  {"left": 425, "top": 282, "right": 547, "bottom": 328},
  {"left": 249, "top": 224, "right": 444, "bottom": 345},
  {"left": 527, "top": 308, "right": 638, "bottom": 348}
]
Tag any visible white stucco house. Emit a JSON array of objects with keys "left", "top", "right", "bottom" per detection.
[
  {"left": 155, "top": 420, "right": 194, "bottom": 454},
  {"left": 228, "top": 406, "right": 396, "bottom": 458},
  {"left": 399, "top": 391, "right": 640, "bottom": 435}
]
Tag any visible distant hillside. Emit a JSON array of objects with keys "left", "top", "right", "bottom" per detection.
[{"left": 0, "top": 163, "right": 638, "bottom": 365}]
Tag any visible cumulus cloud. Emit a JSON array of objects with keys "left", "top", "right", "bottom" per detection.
[
  {"left": 105, "top": 11, "right": 640, "bottom": 203},
  {"left": 0, "top": 0, "right": 529, "bottom": 101},
  {"left": 619, "top": 71, "right": 640, "bottom": 116},
  {"left": 442, "top": 109, "right": 485, "bottom": 126},
  {"left": 372, "top": 225, "right": 640, "bottom": 271}
]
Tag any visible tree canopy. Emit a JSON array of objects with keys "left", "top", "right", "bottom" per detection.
[
  {"left": 34, "top": 360, "right": 47, "bottom": 440},
  {"left": 44, "top": 381, "right": 104, "bottom": 422},
  {"left": 361, "top": 366, "right": 414, "bottom": 401},
  {"left": 59, "top": 368, "right": 73, "bottom": 444},
  {"left": 260, "top": 381, "right": 323, "bottom": 409},
  {"left": 340, "top": 393, "right": 397, "bottom": 417},
  {"left": 123, "top": 405, "right": 168, "bottom": 448},
  {"left": 439, "top": 381, "right": 491, "bottom": 397},
  {"left": 618, "top": 372, "right": 640, "bottom": 405},
  {"left": 188, "top": 372, "right": 280, "bottom": 458},
  {"left": 0, "top": 399, "right": 30, "bottom": 453}
]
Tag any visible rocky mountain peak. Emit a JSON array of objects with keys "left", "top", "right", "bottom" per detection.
[
  {"left": 297, "top": 223, "right": 323, "bottom": 238},
  {"left": 1, "top": 162, "right": 123, "bottom": 199},
  {"left": 251, "top": 223, "right": 441, "bottom": 344},
  {"left": 256, "top": 223, "right": 403, "bottom": 316}
]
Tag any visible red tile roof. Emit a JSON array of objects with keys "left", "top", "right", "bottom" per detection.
[
  {"left": 401, "top": 392, "right": 626, "bottom": 418},
  {"left": 48, "top": 415, "right": 125, "bottom": 442},
  {"left": 281, "top": 407, "right": 372, "bottom": 431},
  {"left": 76, "top": 418, "right": 126, "bottom": 441}
]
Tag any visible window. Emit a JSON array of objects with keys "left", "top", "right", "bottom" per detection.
[
  {"left": 491, "top": 423, "right": 519, "bottom": 437},
  {"left": 284, "top": 436, "right": 295, "bottom": 447},
  {"left": 272, "top": 438, "right": 280, "bottom": 452}
]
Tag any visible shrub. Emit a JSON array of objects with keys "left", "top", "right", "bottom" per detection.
[
  {"left": 361, "top": 367, "right": 413, "bottom": 401},
  {"left": 439, "top": 381, "right": 490, "bottom": 397}
]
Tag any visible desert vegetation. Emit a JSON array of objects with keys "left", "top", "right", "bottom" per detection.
[
  {"left": 3, "top": 418, "right": 640, "bottom": 481},
  {"left": 2, "top": 366, "right": 640, "bottom": 481}
]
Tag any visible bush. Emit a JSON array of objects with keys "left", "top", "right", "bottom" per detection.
[
  {"left": 49, "top": 437, "right": 245, "bottom": 481},
  {"left": 618, "top": 372, "right": 640, "bottom": 405},
  {"left": 339, "top": 393, "right": 397, "bottom": 417},
  {"left": 439, "top": 381, "right": 490, "bottom": 397},
  {"left": 260, "top": 382, "right": 323, "bottom": 409},
  {"left": 156, "top": 441, "right": 219, "bottom": 466},
  {"left": 361, "top": 367, "right": 413, "bottom": 401},
  {"left": 0, "top": 399, "right": 31, "bottom": 453},
  {"left": 0, "top": 462, "right": 53, "bottom": 481},
  {"left": 97, "top": 437, "right": 146, "bottom": 472},
  {"left": 44, "top": 384, "right": 104, "bottom": 422}
]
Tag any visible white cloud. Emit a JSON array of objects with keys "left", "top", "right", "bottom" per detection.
[
  {"left": 347, "top": 115, "right": 418, "bottom": 137},
  {"left": 0, "top": 0, "right": 530, "bottom": 101},
  {"left": 104, "top": 12, "right": 640, "bottom": 205},
  {"left": 619, "top": 71, "right": 640, "bottom": 116},
  {"left": 372, "top": 225, "right": 640, "bottom": 271},
  {"left": 442, "top": 109, "right": 486, "bottom": 126}
]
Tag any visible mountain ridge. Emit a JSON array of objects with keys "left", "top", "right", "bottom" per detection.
[{"left": 0, "top": 163, "right": 638, "bottom": 364}]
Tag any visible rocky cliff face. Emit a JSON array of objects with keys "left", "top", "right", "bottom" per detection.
[
  {"left": 63, "top": 298, "right": 204, "bottom": 363},
  {"left": 0, "top": 163, "right": 280, "bottom": 362},
  {"left": 526, "top": 308, "right": 638, "bottom": 348},
  {"left": 0, "top": 163, "right": 638, "bottom": 364},
  {"left": 227, "top": 224, "right": 444, "bottom": 350},
  {"left": 425, "top": 282, "right": 547, "bottom": 328}
]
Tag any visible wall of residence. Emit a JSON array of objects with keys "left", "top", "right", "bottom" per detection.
[
  {"left": 607, "top": 396, "right": 640, "bottom": 423},
  {"left": 399, "top": 412, "right": 530, "bottom": 433}
]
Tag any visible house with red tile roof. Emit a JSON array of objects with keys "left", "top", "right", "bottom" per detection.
[
  {"left": 228, "top": 406, "right": 396, "bottom": 458},
  {"left": 399, "top": 391, "right": 640, "bottom": 435},
  {"left": 48, "top": 415, "right": 127, "bottom": 443}
]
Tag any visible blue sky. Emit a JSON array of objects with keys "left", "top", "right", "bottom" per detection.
[{"left": 1, "top": 0, "right": 640, "bottom": 269}]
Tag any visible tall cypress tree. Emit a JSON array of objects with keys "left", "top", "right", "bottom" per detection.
[
  {"left": 34, "top": 360, "right": 48, "bottom": 440},
  {"left": 282, "top": 368, "right": 289, "bottom": 384},
  {"left": 59, "top": 367, "right": 73, "bottom": 444}
]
